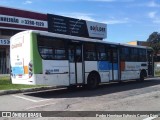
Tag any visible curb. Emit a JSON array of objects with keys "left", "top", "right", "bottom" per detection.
[{"left": 0, "top": 86, "right": 57, "bottom": 96}]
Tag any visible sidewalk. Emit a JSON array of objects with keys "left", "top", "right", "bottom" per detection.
[{"left": 0, "top": 86, "right": 57, "bottom": 96}]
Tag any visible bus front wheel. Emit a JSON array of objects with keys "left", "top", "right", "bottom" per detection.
[{"left": 87, "top": 72, "right": 99, "bottom": 89}]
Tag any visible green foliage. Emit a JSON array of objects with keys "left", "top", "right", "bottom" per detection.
[
  {"left": 147, "top": 32, "right": 160, "bottom": 42},
  {"left": 147, "top": 32, "right": 160, "bottom": 55}
]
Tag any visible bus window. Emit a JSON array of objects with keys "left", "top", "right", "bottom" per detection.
[
  {"left": 76, "top": 46, "right": 82, "bottom": 62},
  {"left": 39, "top": 47, "right": 54, "bottom": 59},
  {"left": 37, "top": 36, "right": 67, "bottom": 60},
  {"left": 131, "top": 48, "right": 138, "bottom": 61},
  {"left": 139, "top": 49, "right": 146, "bottom": 62},
  {"left": 113, "top": 51, "right": 118, "bottom": 63},
  {"left": 68, "top": 46, "right": 75, "bottom": 62},
  {"left": 54, "top": 49, "right": 66, "bottom": 59},
  {"left": 84, "top": 43, "right": 97, "bottom": 61},
  {"left": 97, "top": 44, "right": 107, "bottom": 61},
  {"left": 120, "top": 47, "right": 130, "bottom": 61}
]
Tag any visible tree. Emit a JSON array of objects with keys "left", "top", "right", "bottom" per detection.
[{"left": 147, "top": 32, "right": 160, "bottom": 55}]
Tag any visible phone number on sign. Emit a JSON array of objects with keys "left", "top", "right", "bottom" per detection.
[{"left": 21, "top": 20, "right": 44, "bottom": 27}]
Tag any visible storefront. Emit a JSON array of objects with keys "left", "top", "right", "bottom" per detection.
[
  {"left": 0, "top": 6, "right": 48, "bottom": 74},
  {"left": 0, "top": 39, "right": 10, "bottom": 74}
]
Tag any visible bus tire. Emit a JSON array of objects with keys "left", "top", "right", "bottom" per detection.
[
  {"left": 139, "top": 70, "right": 147, "bottom": 82},
  {"left": 67, "top": 85, "right": 77, "bottom": 90},
  {"left": 87, "top": 72, "right": 99, "bottom": 89}
]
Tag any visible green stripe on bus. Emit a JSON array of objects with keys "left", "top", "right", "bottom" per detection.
[{"left": 30, "top": 32, "right": 42, "bottom": 74}]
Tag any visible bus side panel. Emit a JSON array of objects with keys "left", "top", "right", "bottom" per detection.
[
  {"left": 121, "top": 62, "right": 147, "bottom": 80},
  {"left": 85, "top": 61, "right": 98, "bottom": 84},
  {"left": 28, "top": 33, "right": 44, "bottom": 85},
  {"left": 85, "top": 61, "right": 111, "bottom": 84},
  {"left": 30, "top": 32, "right": 43, "bottom": 76},
  {"left": 98, "top": 61, "right": 110, "bottom": 82},
  {"left": 41, "top": 60, "right": 69, "bottom": 86}
]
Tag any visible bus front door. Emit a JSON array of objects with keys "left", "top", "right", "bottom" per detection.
[
  {"left": 68, "top": 44, "right": 83, "bottom": 85},
  {"left": 109, "top": 48, "right": 119, "bottom": 81}
]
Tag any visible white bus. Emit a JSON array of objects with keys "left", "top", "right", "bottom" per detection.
[{"left": 10, "top": 30, "right": 153, "bottom": 89}]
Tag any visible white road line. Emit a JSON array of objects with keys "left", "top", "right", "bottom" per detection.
[
  {"left": 35, "top": 99, "right": 51, "bottom": 102},
  {"left": 143, "top": 116, "right": 158, "bottom": 120},
  {"left": 12, "top": 95, "right": 38, "bottom": 102},
  {"left": 12, "top": 95, "right": 51, "bottom": 103},
  {"left": 25, "top": 102, "right": 57, "bottom": 110}
]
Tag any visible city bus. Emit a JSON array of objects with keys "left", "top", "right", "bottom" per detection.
[{"left": 10, "top": 30, "right": 153, "bottom": 89}]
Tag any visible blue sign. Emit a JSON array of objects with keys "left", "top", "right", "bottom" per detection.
[{"left": 12, "top": 67, "right": 24, "bottom": 75}]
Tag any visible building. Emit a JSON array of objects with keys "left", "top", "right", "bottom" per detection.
[
  {"left": 0, "top": 6, "right": 48, "bottom": 74},
  {"left": 0, "top": 6, "right": 107, "bottom": 74},
  {"left": 127, "top": 41, "right": 149, "bottom": 46}
]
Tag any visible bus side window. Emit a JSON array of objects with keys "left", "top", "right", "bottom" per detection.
[
  {"left": 97, "top": 44, "right": 107, "bottom": 61},
  {"left": 84, "top": 43, "right": 97, "bottom": 61},
  {"left": 120, "top": 47, "right": 130, "bottom": 61},
  {"left": 69, "top": 48, "right": 75, "bottom": 62},
  {"left": 37, "top": 36, "right": 67, "bottom": 60},
  {"left": 139, "top": 49, "right": 146, "bottom": 62},
  {"left": 130, "top": 48, "right": 138, "bottom": 61},
  {"left": 76, "top": 47, "right": 82, "bottom": 62},
  {"left": 113, "top": 51, "right": 118, "bottom": 63}
]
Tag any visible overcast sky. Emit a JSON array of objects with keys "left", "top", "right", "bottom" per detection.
[{"left": 1, "top": 0, "right": 160, "bottom": 43}]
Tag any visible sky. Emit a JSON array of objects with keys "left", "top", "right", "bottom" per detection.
[{"left": 1, "top": 0, "right": 160, "bottom": 43}]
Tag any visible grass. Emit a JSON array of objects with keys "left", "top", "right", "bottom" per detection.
[
  {"left": 155, "top": 71, "right": 160, "bottom": 77},
  {"left": 0, "top": 76, "right": 44, "bottom": 90}
]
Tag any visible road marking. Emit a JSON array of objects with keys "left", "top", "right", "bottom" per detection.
[
  {"left": 143, "top": 117, "right": 158, "bottom": 120},
  {"left": 12, "top": 95, "right": 38, "bottom": 102},
  {"left": 12, "top": 95, "right": 51, "bottom": 103},
  {"left": 25, "top": 102, "right": 57, "bottom": 110}
]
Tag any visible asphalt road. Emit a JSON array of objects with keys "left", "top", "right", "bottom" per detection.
[{"left": 0, "top": 78, "right": 160, "bottom": 120}]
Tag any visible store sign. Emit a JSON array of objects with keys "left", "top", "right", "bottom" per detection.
[
  {"left": 47, "top": 14, "right": 107, "bottom": 39},
  {"left": 0, "top": 15, "right": 48, "bottom": 28},
  {"left": 86, "top": 21, "right": 107, "bottom": 39},
  {"left": 0, "top": 6, "right": 48, "bottom": 31},
  {"left": 0, "top": 39, "right": 10, "bottom": 45}
]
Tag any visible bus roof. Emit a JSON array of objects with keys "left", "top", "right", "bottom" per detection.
[
  {"left": 32, "top": 30, "right": 119, "bottom": 45},
  {"left": 12, "top": 30, "right": 150, "bottom": 49}
]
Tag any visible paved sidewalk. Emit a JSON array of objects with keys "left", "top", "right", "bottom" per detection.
[{"left": 0, "top": 86, "right": 57, "bottom": 96}]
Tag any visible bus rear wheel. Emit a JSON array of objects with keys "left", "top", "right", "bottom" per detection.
[
  {"left": 139, "top": 70, "right": 147, "bottom": 82},
  {"left": 67, "top": 85, "right": 77, "bottom": 90},
  {"left": 87, "top": 73, "right": 99, "bottom": 89}
]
